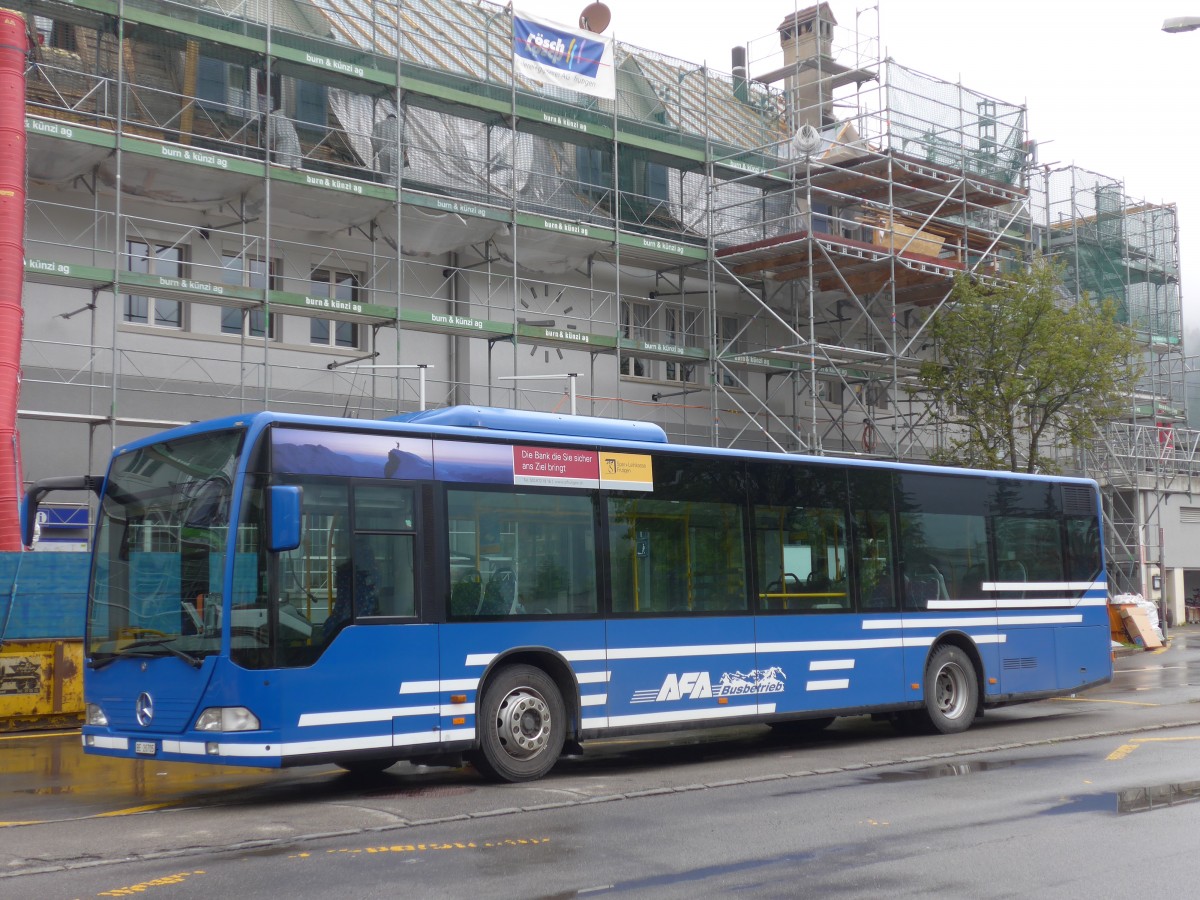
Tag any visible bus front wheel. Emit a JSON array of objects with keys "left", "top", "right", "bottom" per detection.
[
  {"left": 919, "top": 645, "right": 978, "bottom": 734},
  {"left": 473, "top": 664, "right": 565, "bottom": 783}
]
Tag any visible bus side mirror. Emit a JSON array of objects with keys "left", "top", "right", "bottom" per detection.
[
  {"left": 268, "top": 485, "right": 302, "bottom": 553},
  {"left": 21, "top": 475, "right": 103, "bottom": 548}
]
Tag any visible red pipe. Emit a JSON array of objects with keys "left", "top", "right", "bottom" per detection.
[{"left": 0, "top": 11, "right": 26, "bottom": 551}]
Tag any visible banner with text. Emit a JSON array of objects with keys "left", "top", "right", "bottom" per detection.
[{"left": 512, "top": 10, "right": 614, "bottom": 100}]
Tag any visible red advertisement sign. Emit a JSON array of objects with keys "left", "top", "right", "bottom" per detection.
[{"left": 512, "top": 445, "right": 599, "bottom": 488}]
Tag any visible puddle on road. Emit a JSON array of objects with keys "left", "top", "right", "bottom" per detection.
[
  {"left": 1046, "top": 780, "right": 1200, "bottom": 816},
  {"left": 869, "top": 760, "right": 1017, "bottom": 781},
  {"left": 863, "top": 754, "right": 1071, "bottom": 783}
]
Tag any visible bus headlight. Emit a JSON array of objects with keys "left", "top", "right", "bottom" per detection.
[
  {"left": 195, "top": 707, "right": 260, "bottom": 732},
  {"left": 85, "top": 703, "right": 109, "bottom": 727}
]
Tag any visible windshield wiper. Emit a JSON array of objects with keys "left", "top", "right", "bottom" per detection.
[{"left": 90, "top": 638, "right": 204, "bottom": 670}]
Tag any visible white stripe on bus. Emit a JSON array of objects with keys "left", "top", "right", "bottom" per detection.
[
  {"left": 88, "top": 735, "right": 129, "bottom": 751},
  {"left": 584, "top": 703, "right": 775, "bottom": 730},
  {"left": 465, "top": 614, "right": 1087, "bottom": 671},
  {"left": 465, "top": 648, "right": 609, "bottom": 666},
  {"left": 806, "top": 679, "right": 850, "bottom": 691},
  {"left": 162, "top": 740, "right": 205, "bottom": 754},
  {"left": 172, "top": 728, "right": 472, "bottom": 761},
  {"left": 459, "top": 634, "right": 1011, "bottom": 680},
  {"left": 982, "top": 581, "right": 1105, "bottom": 592},
  {"left": 863, "top": 615, "right": 1083, "bottom": 629},
  {"left": 399, "top": 679, "right": 479, "bottom": 694},
  {"left": 271, "top": 732, "right": 443, "bottom": 757},
  {"left": 299, "top": 706, "right": 440, "bottom": 727},
  {"left": 929, "top": 597, "right": 1106, "bottom": 610},
  {"left": 574, "top": 671, "right": 612, "bottom": 684}
]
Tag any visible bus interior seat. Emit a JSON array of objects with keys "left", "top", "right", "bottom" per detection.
[
  {"left": 998, "top": 559, "right": 1028, "bottom": 597},
  {"left": 906, "top": 566, "right": 947, "bottom": 608},
  {"left": 999, "top": 559, "right": 1027, "bottom": 582},
  {"left": 762, "top": 573, "right": 799, "bottom": 610},
  {"left": 961, "top": 563, "right": 987, "bottom": 597},
  {"left": 480, "top": 567, "right": 518, "bottom": 615},
  {"left": 862, "top": 587, "right": 892, "bottom": 610},
  {"left": 451, "top": 569, "right": 482, "bottom": 616}
]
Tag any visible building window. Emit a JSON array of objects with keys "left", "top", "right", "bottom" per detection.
[
  {"left": 718, "top": 314, "right": 742, "bottom": 388},
  {"left": 294, "top": 78, "right": 328, "bottom": 128},
  {"left": 197, "top": 57, "right": 254, "bottom": 119},
  {"left": 664, "top": 307, "right": 701, "bottom": 383},
  {"left": 309, "top": 269, "right": 360, "bottom": 349},
  {"left": 34, "top": 17, "right": 78, "bottom": 52},
  {"left": 220, "top": 254, "right": 278, "bottom": 339},
  {"left": 124, "top": 240, "right": 185, "bottom": 329},
  {"left": 620, "top": 300, "right": 651, "bottom": 378}
]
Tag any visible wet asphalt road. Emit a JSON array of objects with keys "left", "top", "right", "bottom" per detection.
[{"left": 5, "top": 628, "right": 1200, "bottom": 897}]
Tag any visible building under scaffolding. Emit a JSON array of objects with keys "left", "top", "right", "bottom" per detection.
[{"left": 14, "top": 0, "right": 1200, "bottom": 614}]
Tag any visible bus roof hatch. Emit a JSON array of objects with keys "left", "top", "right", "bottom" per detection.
[{"left": 389, "top": 405, "right": 669, "bottom": 444}]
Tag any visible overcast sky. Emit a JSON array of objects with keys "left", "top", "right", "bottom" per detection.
[{"left": 517, "top": 0, "right": 1200, "bottom": 349}]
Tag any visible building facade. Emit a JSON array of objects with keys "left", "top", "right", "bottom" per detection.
[{"left": 16, "top": 0, "right": 1200, "bottom": 618}]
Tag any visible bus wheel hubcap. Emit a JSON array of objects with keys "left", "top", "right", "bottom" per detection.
[
  {"left": 935, "top": 663, "right": 966, "bottom": 718},
  {"left": 497, "top": 688, "right": 551, "bottom": 758}
]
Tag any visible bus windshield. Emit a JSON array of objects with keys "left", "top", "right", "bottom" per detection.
[{"left": 87, "top": 429, "right": 244, "bottom": 667}]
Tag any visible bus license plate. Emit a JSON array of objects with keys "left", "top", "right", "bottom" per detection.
[{"left": 135, "top": 741, "right": 156, "bottom": 756}]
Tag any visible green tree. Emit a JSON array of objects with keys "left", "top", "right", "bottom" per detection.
[{"left": 918, "top": 260, "right": 1140, "bottom": 473}]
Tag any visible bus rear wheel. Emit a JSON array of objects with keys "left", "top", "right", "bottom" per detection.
[
  {"left": 917, "top": 645, "right": 978, "bottom": 734},
  {"left": 473, "top": 664, "right": 565, "bottom": 783}
]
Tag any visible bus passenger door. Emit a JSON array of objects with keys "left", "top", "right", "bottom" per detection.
[
  {"left": 604, "top": 500, "right": 758, "bottom": 732},
  {"left": 268, "top": 476, "right": 443, "bottom": 758},
  {"left": 842, "top": 491, "right": 908, "bottom": 709},
  {"left": 751, "top": 468, "right": 909, "bottom": 719}
]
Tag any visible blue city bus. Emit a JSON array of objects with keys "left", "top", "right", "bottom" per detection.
[{"left": 24, "top": 406, "right": 1113, "bottom": 782}]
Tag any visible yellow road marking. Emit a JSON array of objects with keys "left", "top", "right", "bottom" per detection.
[
  {"left": 4, "top": 801, "right": 179, "bottom": 828},
  {"left": 0, "top": 730, "right": 80, "bottom": 742},
  {"left": 95, "top": 803, "right": 176, "bottom": 817},
  {"left": 292, "top": 838, "right": 551, "bottom": 859},
  {"left": 98, "top": 869, "right": 206, "bottom": 896},
  {"left": 1107, "top": 734, "right": 1200, "bottom": 760}
]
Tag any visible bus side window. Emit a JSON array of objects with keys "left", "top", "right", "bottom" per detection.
[
  {"left": 994, "top": 516, "right": 1065, "bottom": 589},
  {"left": 610, "top": 496, "right": 745, "bottom": 614},
  {"left": 448, "top": 489, "right": 597, "bottom": 618},
  {"left": 352, "top": 485, "right": 418, "bottom": 619},
  {"left": 856, "top": 509, "right": 896, "bottom": 611},
  {"left": 848, "top": 469, "right": 896, "bottom": 612},
  {"left": 898, "top": 511, "right": 986, "bottom": 609},
  {"left": 753, "top": 505, "right": 847, "bottom": 611},
  {"left": 1065, "top": 518, "right": 1101, "bottom": 582}
]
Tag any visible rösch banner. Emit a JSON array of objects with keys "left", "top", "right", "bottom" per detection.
[{"left": 512, "top": 10, "right": 614, "bottom": 100}]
